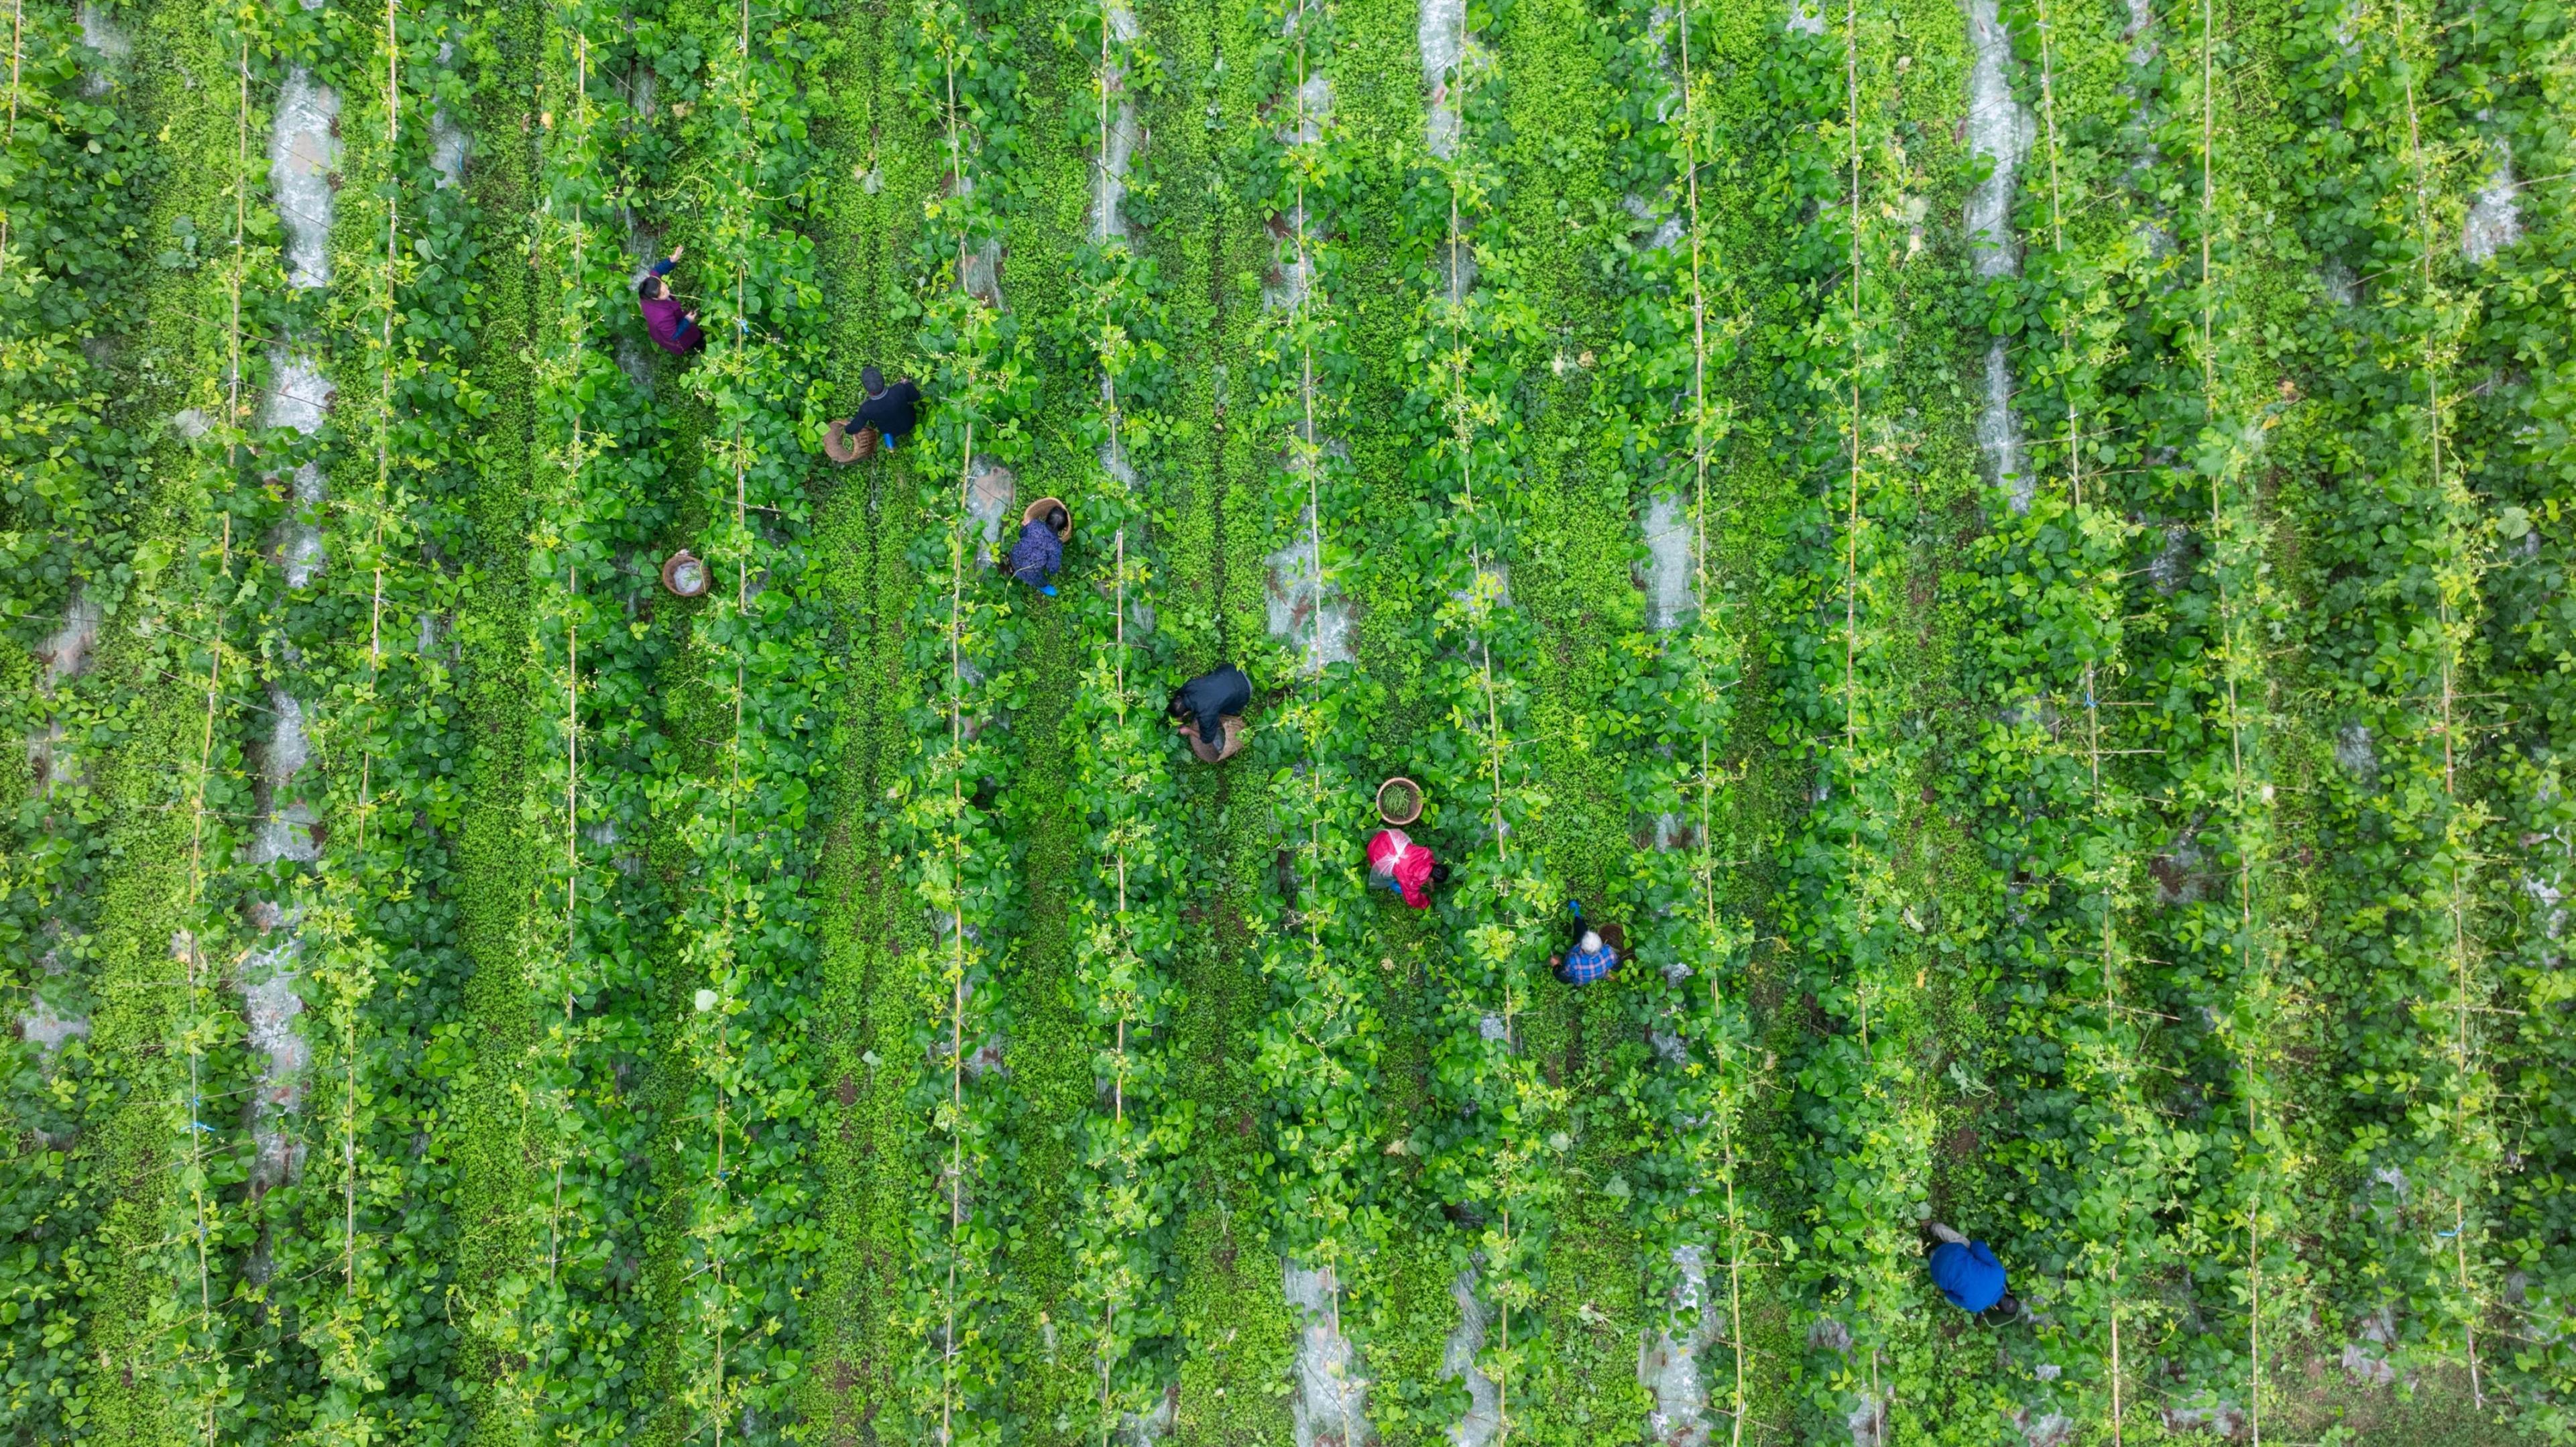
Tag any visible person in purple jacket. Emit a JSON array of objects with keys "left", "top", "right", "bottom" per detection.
[{"left": 637, "top": 245, "right": 702, "bottom": 355}]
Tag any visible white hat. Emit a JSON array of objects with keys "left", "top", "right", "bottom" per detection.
[{"left": 1579, "top": 930, "right": 1602, "bottom": 952}]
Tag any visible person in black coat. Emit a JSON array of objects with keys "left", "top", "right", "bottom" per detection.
[
  {"left": 1169, "top": 664, "right": 1250, "bottom": 763},
  {"left": 841, "top": 365, "right": 923, "bottom": 451}
]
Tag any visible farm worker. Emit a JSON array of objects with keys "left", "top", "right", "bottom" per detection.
[
  {"left": 1008, "top": 504, "right": 1069, "bottom": 595},
  {"left": 1365, "top": 827, "right": 1448, "bottom": 909},
  {"left": 1168, "top": 664, "right": 1251, "bottom": 763},
  {"left": 841, "top": 365, "right": 925, "bottom": 452},
  {"left": 637, "top": 245, "right": 703, "bottom": 355},
  {"left": 1926, "top": 1222, "right": 2012, "bottom": 1315},
  {"left": 1550, "top": 899, "right": 1619, "bottom": 984}
]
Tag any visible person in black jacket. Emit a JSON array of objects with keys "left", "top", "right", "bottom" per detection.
[
  {"left": 1169, "top": 664, "right": 1250, "bottom": 763},
  {"left": 842, "top": 365, "right": 923, "bottom": 451}
]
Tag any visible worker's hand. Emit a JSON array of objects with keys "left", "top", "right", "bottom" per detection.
[
  {"left": 668, "top": 244, "right": 685, "bottom": 262},
  {"left": 685, "top": 310, "right": 699, "bottom": 321}
]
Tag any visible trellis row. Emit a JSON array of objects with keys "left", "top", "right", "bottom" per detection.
[
  {"left": 662, "top": 0, "right": 839, "bottom": 1430},
  {"left": 1405, "top": 15, "right": 1573, "bottom": 1441},
  {"left": 2277, "top": 0, "right": 2503, "bottom": 1401},
  {"left": 1240, "top": 1, "right": 1393, "bottom": 1439},
  {"left": 2378, "top": 0, "right": 2497, "bottom": 1397},
  {"left": 0, "top": 0, "right": 154, "bottom": 1429},
  {"left": 2126, "top": 0, "right": 2306, "bottom": 1417},
  {"left": 1059, "top": 0, "right": 1191, "bottom": 1430},
  {"left": 891, "top": 0, "right": 1031, "bottom": 1434},
  {"left": 2180, "top": 0, "right": 2291, "bottom": 1418},
  {"left": 522, "top": 1, "right": 675, "bottom": 1435},
  {"left": 1968, "top": 0, "right": 2178, "bottom": 1428},
  {"left": 1608, "top": 2, "right": 1760, "bottom": 1441},
  {"left": 1777, "top": 0, "right": 1934, "bottom": 1433},
  {"left": 276, "top": 0, "right": 482, "bottom": 1430},
  {"left": 2465, "top": 0, "right": 2576, "bottom": 1420},
  {"left": 154, "top": 17, "right": 289, "bottom": 1438}
]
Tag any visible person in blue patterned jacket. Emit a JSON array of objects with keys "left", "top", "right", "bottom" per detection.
[{"left": 1008, "top": 504, "right": 1067, "bottom": 595}]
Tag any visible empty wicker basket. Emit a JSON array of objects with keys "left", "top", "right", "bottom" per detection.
[{"left": 824, "top": 420, "right": 878, "bottom": 465}]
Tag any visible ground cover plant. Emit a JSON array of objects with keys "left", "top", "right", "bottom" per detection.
[{"left": 5, "top": 0, "right": 2572, "bottom": 1438}]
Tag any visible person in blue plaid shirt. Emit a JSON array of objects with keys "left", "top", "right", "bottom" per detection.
[{"left": 1550, "top": 899, "right": 1619, "bottom": 985}]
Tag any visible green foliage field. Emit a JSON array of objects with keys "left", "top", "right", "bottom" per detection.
[{"left": 1, "top": 0, "right": 2570, "bottom": 1438}]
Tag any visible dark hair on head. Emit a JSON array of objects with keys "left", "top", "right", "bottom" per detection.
[
  {"left": 1429, "top": 862, "right": 1452, "bottom": 887},
  {"left": 862, "top": 363, "right": 887, "bottom": 394},
  {"left": 1046, "top": 504, "right": 1068, "bottom": 532},
  {"left": 1167, "top": 691, "right": 1189, "bottom": 719},
  {"left": 638, "top": 275, "right": 664, "bottom": 302}
]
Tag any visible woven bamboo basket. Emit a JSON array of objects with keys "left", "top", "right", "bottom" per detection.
[
  {"left": 1182, "top": 715, "right": 1246, "bottom": 763},
  {"left": 660, "top": 549, "right": 710, "bottom": 597},
  {"left": 1377, "top": 776, "right": 1423, "bottom": 825},
  {"left": 824, "top": 420, "right": 878, "bottom": 465}
]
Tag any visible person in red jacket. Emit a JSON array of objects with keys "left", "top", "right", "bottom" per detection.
[
  {"left": 1365, "top": 827, "right": 1448, "bottom": 909},
  {"left": 637, "top": 245, "right": 702, "bottom": 355}
]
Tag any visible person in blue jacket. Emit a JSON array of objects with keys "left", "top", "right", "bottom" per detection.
[{"left": 1926, "top": 1221, "right": 2014, "bottom": 1316}]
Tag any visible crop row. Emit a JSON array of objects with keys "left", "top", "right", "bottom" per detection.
[
  {"left": 1961, "top": 0, "right": 2203, "bottom": 1420},
  {"left": 516, "top": 0, "right": 679, "bottom": 1436},
  {"left": 886, "top": 0, "right": 1033, "bottom": 1435},
  {"left": 1756, "top": 3, "right": 1942, "bottom": 1432},
  {"left": 1236, "top": 0, "right": 1397, "bottom": 1435},
  {"left": 1055, "top": 0, "right": 1195, "bottom": 1430},
  {"left": 2462, "top": 0, "right": 2576, "bottom": 1415},
  {"left": 259, "top": 0, "right": 491, "bottom": 1434},
  {"left": 2276, "top": 0, "right": 2544, "bottom": 1408},
  {"left": 0, "top": 0, "right": 154, "bottom": 1432},
  {"left": 1397, "top": 13, "right": 1582, "bottom": 1436},
  {"left": 2127, "top": 0, "right": 2300, "bottom": 1413},
  {"left": 652, "top": 0, "right": 841, "bottom": 1432},
  {"left": 141, "top": 1, "right": 327, "bottom": 1434},
  {"left": 1598, "top": 0, "right": 1764, "bottom": 1436}
]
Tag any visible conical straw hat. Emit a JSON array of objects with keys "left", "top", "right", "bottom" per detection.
[{"left": 1024, "top": 496, "right": 1073, "bottom": 540}]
